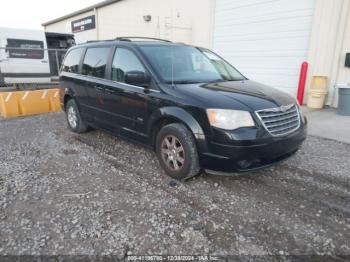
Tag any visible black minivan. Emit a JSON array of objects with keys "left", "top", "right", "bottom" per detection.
[{"left": 59, "top": 37, "right": 307, "bottom": 180}]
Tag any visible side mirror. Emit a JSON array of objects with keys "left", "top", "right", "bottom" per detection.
[{"left": 125, "top": 71, "right": 151, "bottom": 87}]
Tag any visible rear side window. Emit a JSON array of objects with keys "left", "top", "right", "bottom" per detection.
[
  {"left": 62, "top": 48, "right": 84, "bottom": 73},
  {"left": 82, "top": 47, "right": 110, "bottom": 78},
  {"left": 6, "top": 39, "right": 44, "bottom": 59}
]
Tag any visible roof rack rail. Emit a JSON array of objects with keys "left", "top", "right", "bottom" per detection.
[
  {"left": 115, "top": 37, "right": 172, "bottom": 42},
  {"left": 85, "top": 39, "right": 114, "bottom": 44}
]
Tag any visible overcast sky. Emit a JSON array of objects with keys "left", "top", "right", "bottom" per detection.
[{"left": 0, "top": 0, "right": 101, "bottom": 30}]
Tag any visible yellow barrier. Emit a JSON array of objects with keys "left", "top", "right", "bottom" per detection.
[{"left": 0, "top": 88, "right": 61, "bottom": 118}]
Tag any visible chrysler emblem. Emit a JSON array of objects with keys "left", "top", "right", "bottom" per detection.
[
  {"left": 280, "top": 105, "right": 293, "bottom": 112},
  {"left": 265, "top": 104, "right": 293, "bottom": 113}
]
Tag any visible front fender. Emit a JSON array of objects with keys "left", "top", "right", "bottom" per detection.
[{"left": 148, "top": 107, "right": 208, "bottom": 153}]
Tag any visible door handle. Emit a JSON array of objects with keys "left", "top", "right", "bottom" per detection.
[{"left": 94, "top": 85, "right": 104, "bottom": 92}]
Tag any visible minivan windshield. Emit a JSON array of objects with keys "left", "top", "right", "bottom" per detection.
[{"left": 140, "top": 45, "right": 246, "bottom": 84}]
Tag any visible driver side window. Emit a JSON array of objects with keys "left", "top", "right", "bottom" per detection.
[{"left": 111, "top": 48, "right": 146, "bottom": 83}]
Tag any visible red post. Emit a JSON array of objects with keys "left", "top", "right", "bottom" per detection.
[{"left": 297, "top": 61, "right": 308, "bottom": 105}]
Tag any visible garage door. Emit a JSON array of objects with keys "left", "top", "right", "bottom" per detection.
[{"left": 213, "top": 0, "right": 315, "bottom": 96}]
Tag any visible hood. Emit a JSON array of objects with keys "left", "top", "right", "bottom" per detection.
[{"left": 174, "top": 80, "right": 296, "bottom": 111}]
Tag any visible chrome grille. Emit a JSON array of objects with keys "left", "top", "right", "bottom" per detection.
[{"left": 256, "top": 104, "right": 301, "bottom": 136}]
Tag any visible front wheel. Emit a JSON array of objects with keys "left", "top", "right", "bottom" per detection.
[
  {"left": 156, "top": 123, "right": 200, "bottom": 180},
  {"left": 65, "top": 99, "right": 88, "bottom": 133}
]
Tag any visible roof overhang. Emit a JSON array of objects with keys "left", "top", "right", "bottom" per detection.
[{"left": 42, "top": 0, "right": 122, "bottom": 27}]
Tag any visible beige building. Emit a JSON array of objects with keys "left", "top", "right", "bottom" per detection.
[
  {"left": 43, "top": 0, "right": 350, "bottom": 107},
  {"left": 42, "top": 0, "right": 215, "bottom": 48}
]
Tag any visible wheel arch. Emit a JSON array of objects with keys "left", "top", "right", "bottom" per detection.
[
  {"left": 148, "top": 107, "right": 207, "bottom": 153},
  {"left": 62, "top": 86, "right": 76, "bottom": 110},
  {"left": 63, "top": 94, "right": 73, "bottom": 109}
]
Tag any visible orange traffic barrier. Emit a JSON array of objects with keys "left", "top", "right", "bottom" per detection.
[
  {"left": 0, "top": 92, "right": 24, "bottom": 118},
  {"left": 48, "top": 89, "right": 61, "bottom": 112},
  {"left": 0, "top": 88, "right": 61, "bottom": 119}
]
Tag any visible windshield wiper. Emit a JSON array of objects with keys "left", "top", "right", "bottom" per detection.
[
  {"left": 208, "top": 79, "right": 226, "bottom": 83},
  {"left": 167, "top": 80, "right": 203, "bottom": 84},
  {"left": 209, "top": 78, "right": 246, "bottom": 83}
]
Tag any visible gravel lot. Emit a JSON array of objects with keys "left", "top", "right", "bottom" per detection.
[{"left": 0, "top": 113, "right": 349, "bottom": 259}]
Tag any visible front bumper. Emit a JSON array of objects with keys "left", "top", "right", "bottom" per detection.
[{"left": 199, "top": 124, "right": 307, "bottom": 173}]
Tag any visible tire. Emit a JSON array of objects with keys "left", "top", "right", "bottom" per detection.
[
  {"left": 156, "top": 123, "right": 200, "bottom": 180},
  {"left": 65, "top": 99, "right": 88, "bottom": 133}
]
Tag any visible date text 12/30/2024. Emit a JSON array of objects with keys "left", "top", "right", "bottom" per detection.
[{"left": 127, "top": 255, "right": 221, "bottom": 261}]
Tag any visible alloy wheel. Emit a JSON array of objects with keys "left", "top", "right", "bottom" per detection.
[
  {"left": 67, "top": 106, "right": 78, "bottom": 129},
  {"left": 161, "top": 135, "right": 185, "bottom": 171}
]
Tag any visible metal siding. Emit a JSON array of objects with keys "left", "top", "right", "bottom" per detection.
[
  {"left": 306, "top": 0, "right": 350, "bottom": 107},
  {"left": 44, "top": 0, "right": 216, "bottom": 48},
  {"left": 214, "top": 0, "right": 315, "bottom": 96},
  {"left": 337, "top": 7, "right": 350, "bottom": 85}
]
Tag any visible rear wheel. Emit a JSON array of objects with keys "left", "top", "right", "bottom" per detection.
[
  {"left": 65, "top": 99, "right": 88, "bottom": 133},
  {"left": 156, "top": 123, "right": 200, "bottom": 180}
]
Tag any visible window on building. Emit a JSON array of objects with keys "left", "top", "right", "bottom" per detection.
[
  {"left": 62, "top": 48, "right": 84, "bottom": 73},
  {"left": 6, "top": 39, "right": 44, "bottom": 59},
  {"left": 82, "top": 47, "right": 110, "bottom": 78},
  {"left": 111, "top": 48, "right": 146, "bottom": 83}
]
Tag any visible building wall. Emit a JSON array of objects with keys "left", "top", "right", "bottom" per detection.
[
  {"left": 334, "top": 0, "right": 350, "bottom": 103},
  {"left": 212, "top": 0, "right": 350, "bottom": 106},
  {"left": 44, "top": 0, "right": 350, "bottom": 108},
  {"left": 44, "top": 0, "right": 215, "bottom": 48},
  {"left": 213, "top": 0, "right": 315, "bottom": 97},
  {"left": 306, "top": 0, "right": 350, "bottom": 106}
]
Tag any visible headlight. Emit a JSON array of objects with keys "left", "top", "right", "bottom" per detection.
[{"left": 206, "top": 109, "right": 255, "bottom": 130}]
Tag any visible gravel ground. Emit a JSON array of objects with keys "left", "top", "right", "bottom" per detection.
[{"left": 0, "top": 113, "right": 349, "bottom": 259}]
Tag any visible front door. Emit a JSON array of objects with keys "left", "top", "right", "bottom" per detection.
[{"left": 103, "top": 47, "right": 153, "bottom": 142}]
